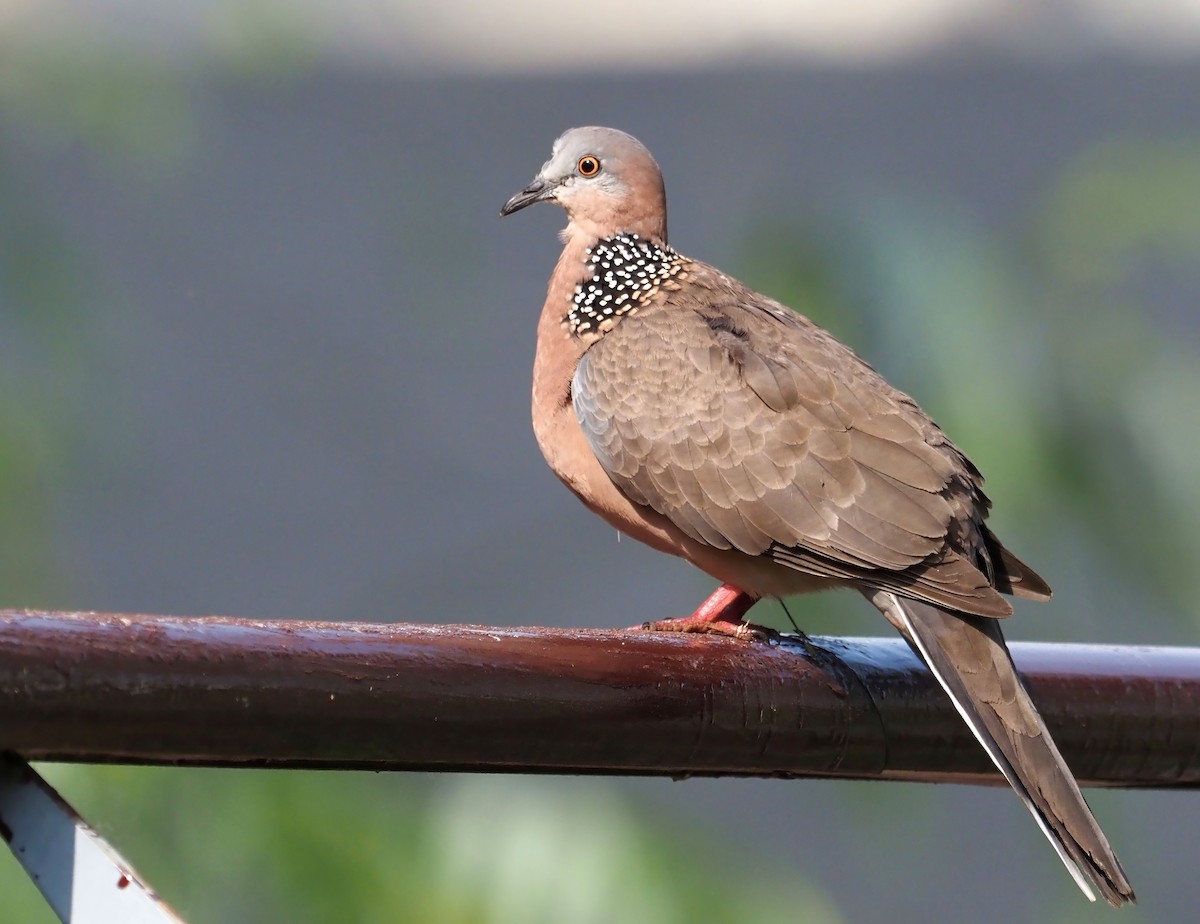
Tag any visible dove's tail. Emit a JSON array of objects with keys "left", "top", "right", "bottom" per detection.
[{"left": 868, "top": 590, "right": 1135, "bottom": 906}]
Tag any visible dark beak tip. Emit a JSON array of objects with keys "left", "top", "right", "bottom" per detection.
[{"left": 500, "top": 178, "right": 551, "bottom": 218}]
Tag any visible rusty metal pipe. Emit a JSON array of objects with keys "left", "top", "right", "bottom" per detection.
[{"left": 1, "top": 611, "right": 1198, "bottom": 786}]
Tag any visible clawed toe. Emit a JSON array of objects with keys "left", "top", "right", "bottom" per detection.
[{"left": 637, "top": 615, "right": 778, "bottom": 644}]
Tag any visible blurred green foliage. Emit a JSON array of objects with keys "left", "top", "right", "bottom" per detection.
[
  {"left": 0, "top": 155, "right": 77, "bottom": 601},
  {"left": 0, "top": 50, "right": 192, "bottom": 166},
  {"left": 1031, "top": 142, "right": 1200, "bottom": 618},
  {"left": 15, "top": 767, "right": 840, "bottom": 924}
]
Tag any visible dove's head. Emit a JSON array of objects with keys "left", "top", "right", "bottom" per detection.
[{"left": 501, "top": 126, "right": 667, "bottom": 244}]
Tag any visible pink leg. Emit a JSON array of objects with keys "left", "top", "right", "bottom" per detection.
[{"left": 638, "top": 583, "right": 772, "bottom": 641}]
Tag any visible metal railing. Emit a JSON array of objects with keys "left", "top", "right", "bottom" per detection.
[{"left": 4, "top": 609, "right": 1200, "bottom": 921}]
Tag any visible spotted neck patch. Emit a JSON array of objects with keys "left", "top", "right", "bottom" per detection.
[{"left": 566, "top": 233, "right": 686, "bottom": 341}]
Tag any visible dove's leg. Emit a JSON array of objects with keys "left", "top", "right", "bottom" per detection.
[{"left": 639, "top": 583, "right": 773, "bottom": 641}]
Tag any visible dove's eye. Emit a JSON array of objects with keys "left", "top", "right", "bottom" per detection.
[{"left": 577, "top": 155, "right": 601, "bottom": 178}]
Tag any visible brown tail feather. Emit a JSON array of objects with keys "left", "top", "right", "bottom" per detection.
[
  {"left": 984, "top": 527, "right": 1053, "bottom": 601},
  {"left": 867, "top": 590, "right": 1134, "bottom": 906}
]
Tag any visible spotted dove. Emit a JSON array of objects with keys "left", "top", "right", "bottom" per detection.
[{"left": 501, "top": 126, "right": 1133, "bottom": 905}]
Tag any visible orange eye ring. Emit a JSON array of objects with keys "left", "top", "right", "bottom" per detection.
[{"left": 577, "top": 155, "right": 602, "bottom": 177}]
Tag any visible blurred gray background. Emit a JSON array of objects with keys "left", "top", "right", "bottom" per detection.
[{"left": 2, "top": 2, "right": 1200, "bottom": 922}]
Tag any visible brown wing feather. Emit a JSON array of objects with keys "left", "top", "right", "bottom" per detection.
[{"left": 572, "top": 262, "right": 1046, "bottom": 615}]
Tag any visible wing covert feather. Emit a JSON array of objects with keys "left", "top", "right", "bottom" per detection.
[{"left": 571, "top": 267, "right": 1013, "bottom": 612}]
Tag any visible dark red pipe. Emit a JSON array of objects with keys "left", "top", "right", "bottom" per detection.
[{"left": 1, "top": 611, "right": 1197, "bottom": 786}]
